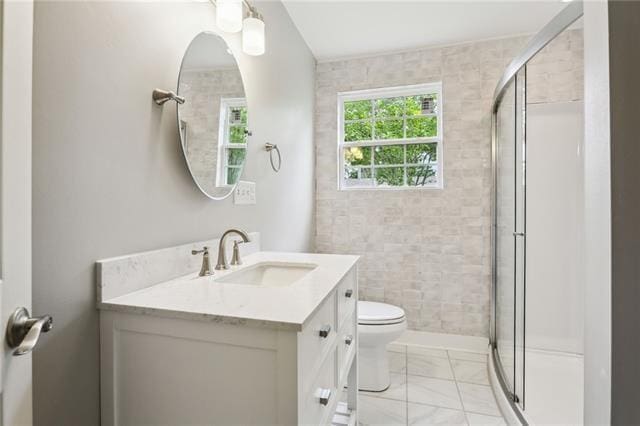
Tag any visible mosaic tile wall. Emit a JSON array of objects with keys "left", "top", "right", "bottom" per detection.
[{"left": 315, "top": 30, "right": 583, "bottom": 336}]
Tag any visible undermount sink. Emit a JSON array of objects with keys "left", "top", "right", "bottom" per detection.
[{"left": 215, "top": 262, "right": 317, "bottom": 287}]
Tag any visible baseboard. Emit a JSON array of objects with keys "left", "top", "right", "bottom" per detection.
[{"left": 395, "top": 329, "right": 489, "bottom": 353}]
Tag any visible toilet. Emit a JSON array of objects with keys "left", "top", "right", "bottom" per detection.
[{"left": 358, "top": 301, "right": 407, "bottom": 392}]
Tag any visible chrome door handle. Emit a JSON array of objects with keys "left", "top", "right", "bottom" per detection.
[
  {"left": 513, "top": 232, "right": 525, "bottom": 237},
  {"left": 344, "top": 289, "right": 353, "bottom": 298},
  {"left": 345, "top": 335, "right": 353, "bottom": 345},
  {"left": 6, "top": 307, "right": 53, "bottom": 356}
]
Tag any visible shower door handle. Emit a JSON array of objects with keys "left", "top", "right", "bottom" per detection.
[{"left": 513, "top": 232, "right": 525, "bottom": 237}]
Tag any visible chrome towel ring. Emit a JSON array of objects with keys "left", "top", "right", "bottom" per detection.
[{"left": 265, "top": 143, "right": 281, "bottom": 172}]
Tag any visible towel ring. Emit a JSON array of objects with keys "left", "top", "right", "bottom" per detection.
[{"left": 265, "top": 143, "right": 281, "bottom": 172}]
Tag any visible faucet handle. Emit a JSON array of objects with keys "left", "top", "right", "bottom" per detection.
[
  {"left": 192, "top": 246, "right": 213, "bottom": 277},
  {"left": 191, "top": 246, "right": 209, "bottom": 255},
  {"left": 231, "top": 241, "right": 244, "bottom": 266}
]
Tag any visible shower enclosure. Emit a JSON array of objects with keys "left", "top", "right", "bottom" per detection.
[{"left": 490, "top": 2, "right": 584, "bottom": 424}]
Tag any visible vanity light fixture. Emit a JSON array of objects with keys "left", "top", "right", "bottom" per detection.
[
  {"left": 242, "top": 7, "right": 265, "bottom": 56},
  {"left": 209, "top": 0, "right": 266, "bottom": 56}
]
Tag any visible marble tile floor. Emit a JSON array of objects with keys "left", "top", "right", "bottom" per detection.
[{"left": 358, "top": 343, "right": 506, "bottom": 426}]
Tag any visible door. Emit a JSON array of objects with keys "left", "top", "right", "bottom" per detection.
[
  {"left": 494, "top": 70, "right": 526, "bottom": 406},
  {"left": 495, "top": 78, "right": 516, "bottom": 396},
  {"left": 1, "top": 1, "right": 38, "bottom": 424},
  {"left": 513, "top": 68, "right": 526, "bottom": 408}
]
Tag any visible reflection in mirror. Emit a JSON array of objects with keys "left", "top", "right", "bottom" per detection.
[{"left": 177, "top": 32, "right": 248, "bottom": 200}]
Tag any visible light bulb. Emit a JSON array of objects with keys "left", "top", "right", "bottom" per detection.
[
  {"left": 242, "top": 11, "right": 265, "bottom": 56},
  {"left": 216, "top": 0, "right": 243, "bottom": 33}
]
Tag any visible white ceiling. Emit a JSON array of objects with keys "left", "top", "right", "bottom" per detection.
[{"left": 281, "top": 0, "right": 571, "bottom": 61}]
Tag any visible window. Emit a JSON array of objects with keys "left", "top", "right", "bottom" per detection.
[
  {"left": 337, "top": 83, "right": 443, "bottom": 190},
  {"left": 217, "top": 98, "right": 248, "bottom": 186}
]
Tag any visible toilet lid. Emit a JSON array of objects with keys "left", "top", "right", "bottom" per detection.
[{"left": 358, "top": 301, "right": 406, "bottom": 325}]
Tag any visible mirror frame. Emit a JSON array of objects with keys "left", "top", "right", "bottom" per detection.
[{"left": 176, "top": 31, "right": 249, "bottom": 200}]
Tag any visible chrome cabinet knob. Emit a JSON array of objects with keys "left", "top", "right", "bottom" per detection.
[
  {"left": 6, "top": 307, "right": 53, "bottom": 356},
  {"left": 345, "top": 334, "right": 353, "bottom": 346},
  {"left": 344, "top": 289, "right": 353, "bottom": 298},
  {"left": 318, "top": 388, "right": 331, "bottom": 406},
  {"left": 319, "top": 324, "right": 331, "bottom": 338}
]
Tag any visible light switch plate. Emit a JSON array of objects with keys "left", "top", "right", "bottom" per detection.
[{"left": 234, "top": 181, "right": 256, "bottom": 205}]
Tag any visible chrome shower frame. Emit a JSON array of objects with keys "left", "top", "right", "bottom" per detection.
[{"left": 489, "top": 2, "right": 583, "bottom": 424}]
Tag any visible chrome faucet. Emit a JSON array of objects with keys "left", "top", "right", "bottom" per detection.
[
  {"left": 216, "top": 229, "right": 251, "bottom": 270},
  {"left": 191, "top": 246, "right": 213, "bottom": 277}
]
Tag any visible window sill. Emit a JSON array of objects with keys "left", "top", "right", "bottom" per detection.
[{"left": 338, "top": 184, "right": 443, "bottom": 192}]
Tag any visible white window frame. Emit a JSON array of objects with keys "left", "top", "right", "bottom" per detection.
[
  {"left": 337, "top": 83, "right": 444, "bottom": 190},
  {"left": 217, "top": 97, "right": 247, "bottom": 187}
]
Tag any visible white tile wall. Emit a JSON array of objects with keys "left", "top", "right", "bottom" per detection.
[{"left": 314, "top": 30, "right": 583, "bottom": 337}]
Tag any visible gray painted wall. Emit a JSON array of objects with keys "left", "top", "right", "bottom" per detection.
[
  {"left": 609, "top": 1, "right": 640, "bottom": 424},
  {"left": 32, "top": 2, "right": 315, "bottom": 424}
]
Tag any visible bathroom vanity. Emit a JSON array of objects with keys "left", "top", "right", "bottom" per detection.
[{"left": 97, "top": 234, "right": 358, "bottom": 425}]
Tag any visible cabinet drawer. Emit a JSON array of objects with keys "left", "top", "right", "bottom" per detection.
[
  {"left": 299, "top": 292, "right": 337, "bottom": 382},
  {"left": 337, "top": 268, "right": 356, "bottom": 327},
  {"left": 301, "top": 348, "right": 337, "bottom": 426},
  {"left": 336, "top": 309, "right": 356, "bottom": 384}
]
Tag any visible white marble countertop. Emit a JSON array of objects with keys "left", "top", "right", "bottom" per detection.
[{"left": 99, "top": 251, "right": 359, "bottom": 331}]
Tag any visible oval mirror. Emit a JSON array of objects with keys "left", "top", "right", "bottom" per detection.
[{"left": 177, "top": 32, "right": 248, "bottom": 200}]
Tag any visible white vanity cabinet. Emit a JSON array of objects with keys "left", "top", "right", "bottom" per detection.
[
  {"left": 298, "top": 268, "right": 358, "bottom": 426},
  {"left": 98, "top": 244, "right": 358, "bottom": 426}
]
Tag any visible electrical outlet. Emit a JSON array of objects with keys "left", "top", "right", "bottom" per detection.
[{"left": 234, "top": 181, "right": 256, "bottom": 205}]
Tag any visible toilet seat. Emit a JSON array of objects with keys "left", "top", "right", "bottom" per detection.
[{"left": 358, "top": 301, "right": 406, "bottom": 325}]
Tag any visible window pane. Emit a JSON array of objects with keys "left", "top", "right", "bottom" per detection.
[
  {"left": 344, "top": 166, "right": 373, "bottom": 187},
  {"left": 374, "top": 119, "right": 403, "bottom": 140},
  {"left": 230, "top": 107, "right": 248, "bottom": 125},
  {"left": 227, "top": 148, "right": 246, "bottom": 166},
  {"left": 375, "top": 97, "right": 404, "bottom": 118},
  {"left": 229, "top": 126, "right": 247, "bottom": 143},
  {"left": 374, "top": 145, "right": 404, "bottom": 165},
  {"left": 345, "top": 167, "right": 358, "bottom": 179},
  {"left": 344, "top": 146, "right": 372, "bottom": 166},
  {"left": 406, "top": 116, "right": 437, "bottom": 138},
  {"left": 344, "top": 100, "right": 372, "bottom": 120},
  {"left": 405, "top": 94, "right": 438, "bottom": 115},
  {"left": 407, "top": 165, "right": 437, "bottom": 186},
  {"left": 345, "top": 121, "right": 372, "bottom": 142},
  {"left": 406, "top": 143, "right": 437, "bottom": 164},
  {"left": 375, "top": 167, "right": 404, "bottom": 186},
  {"left": 227, "top": 167, "right": 241, "bottom": 184}
]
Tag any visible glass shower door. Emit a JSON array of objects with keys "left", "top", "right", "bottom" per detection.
[
  {"left": 495, "top": 79, "right": 516, "bottom": 396},
  {"left": 494, "top": 72, "right": 526, "bottom": 405},
  {"left": 490, "top": 3, "right": 584, "bottom": 421},
  {"left": 514, "top": 69, "right": 526, "bottom": 407}
]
